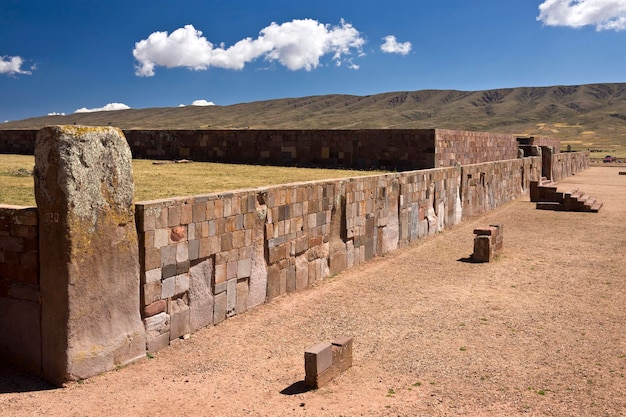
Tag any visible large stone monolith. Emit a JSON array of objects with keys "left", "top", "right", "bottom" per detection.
[{"left": 34, "top": 126, "right": 145, "bottom": 385}]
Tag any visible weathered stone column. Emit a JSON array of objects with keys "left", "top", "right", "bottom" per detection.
[{"left": 34, "top": 126, "right": 145, "bottom": 385}]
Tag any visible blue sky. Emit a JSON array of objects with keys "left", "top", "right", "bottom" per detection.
[{"left": 2, "top": 0, "right": 626, "bottom": 122}]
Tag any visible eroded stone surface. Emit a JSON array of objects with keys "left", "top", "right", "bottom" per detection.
[{"left": 34, "top": 125, "right": 145, "bottom": 385}]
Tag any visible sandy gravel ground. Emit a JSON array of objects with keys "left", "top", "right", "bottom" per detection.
[{"left": 1, "top": 167, "right": 625, "bottom": 417}]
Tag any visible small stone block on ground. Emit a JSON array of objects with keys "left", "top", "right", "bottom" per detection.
[
  {"left": 304, "top": 337, "right": 354, "bottom": 389},
  {"left": 472, "top": 224, "right": 503, "bottom": 263}
]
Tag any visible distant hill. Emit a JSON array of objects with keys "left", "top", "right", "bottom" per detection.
[{"left": 4, "top": 83, "right": 626, "bottom": 151}]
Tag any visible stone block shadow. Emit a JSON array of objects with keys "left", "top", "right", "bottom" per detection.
[{"left": 280, "top": 380, "right": 311, "bottom": 395}]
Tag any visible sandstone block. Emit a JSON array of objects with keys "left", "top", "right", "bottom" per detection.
[
  {"left": 34, "top": 125, "right": 146, "bottom": 384},
  {"left": 213, "top": 291, "right": 227, "bottom": 324},
  {"left": 169, "top": 298, "right": 190, "bottom": 340},
  {"left": 188, "top": 258, "right": 214, "bottom": 331},
  {"left": 144, "top": 300, "right": 167, "bottom": 317},
  {"left": 235, "top": 279, "right": 248, "bottom": 315}
]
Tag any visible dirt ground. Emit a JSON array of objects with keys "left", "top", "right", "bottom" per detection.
[{"left": 1, "top": 167, "right": 625, "bottom": 417}]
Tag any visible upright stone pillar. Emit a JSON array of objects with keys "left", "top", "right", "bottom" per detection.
[{"left": 34, "top": 126, "right": 145, "bottom": 385}]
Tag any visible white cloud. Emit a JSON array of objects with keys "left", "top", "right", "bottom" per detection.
[
  {"left": 0, "top": 55, "right": 32, "bottom": 75},
  {"left": 191, "top": 99, "right": 215, "bottom": 106},
  {"left": 380, "top": 35, "right": 412, "bottom": 55},
  {"left": 48, "top": 112, "right": 66, "bottom": 116},
  {"left": 74, "top": 103, "right": 131, "bottom": 113},
  {"left": 537, "top": 0, "right": 626, "bottom": 31},
  {"left": 133, "top": 19, "right": 365, "bottom": 76}
]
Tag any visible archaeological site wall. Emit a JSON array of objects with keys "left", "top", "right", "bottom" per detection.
[
  {"left": 0, "top": 127, "right": 588, "bottom": 384},
  {"left": 0, "top": 206, "right": 40, "bottom": 372},
  {"left": 551, "top": 151, "right": 590, "bottom": 181},
  {"left": 0, "top": 128, "right": 521, "bottom": 170}
]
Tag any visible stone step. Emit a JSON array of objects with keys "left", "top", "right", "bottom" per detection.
[
  {"left": 584, "top": 197, "right": 597, "bottom": 207},
  {"left": 590, "top": 202, "right": 603, "bottom": 212},
  {"left": 536, "top": 201, "right": 563, "bottom": 211}
]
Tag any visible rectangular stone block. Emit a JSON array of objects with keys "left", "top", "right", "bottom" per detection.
[
  {"left": 237, "top": 258, "right": 252, "bottom": 278},
  {"left": 175, "top": 273, "right": 190, "bottom": 296},
  {"left": 266, "top": 264, "right": 281, "bottom": 301},
  {"left": 235, "top": 279, "right": 248, "bottom": 315},
  {"left": 146, "top": 332, "right": 170, "bottom": 354},
  {"left": 331, "top": 337, "right": 354, "bottom": 373},
  {"left": 144, "top": 281, "right": 162, "bottom": 305},
  {"left": 213, "top": 291, "right": 227, "bottom": 324},
  {"left": 170, "top": 299, "right": 190, "bottom": 340},
  {"left": 161, "top": 276, "right": 176, "bottom": 299},
  {"left": 473, "top": 235, "right": 492, "bottom": 262},
  {"left": 305, "top": 342, "right": 333, "bottom": 374},
  {"left": 144, "top": 299, "right": 167, "bottom": 317}
]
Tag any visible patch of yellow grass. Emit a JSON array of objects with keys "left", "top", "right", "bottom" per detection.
[{"left": 0, "top": 155, "right": 386, "bottom": 206}]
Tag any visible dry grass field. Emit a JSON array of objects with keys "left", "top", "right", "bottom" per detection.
[{"left": 0, "top": 154, "right": 385, "bottom": 206}]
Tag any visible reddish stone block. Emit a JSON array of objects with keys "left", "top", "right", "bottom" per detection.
[
  {"left": 304, "top": 337, "right": 354, "bottom": 389},
  {"left": 170, "top": 226, "right": 186, "bottom": 242}
]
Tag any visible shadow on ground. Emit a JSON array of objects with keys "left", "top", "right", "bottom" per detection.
[
  {"left": 0, "top": 363, "right": 56, "bottom": 394},
  {"left": 280, "top": 380, "right": 311, "bottom": 396}
]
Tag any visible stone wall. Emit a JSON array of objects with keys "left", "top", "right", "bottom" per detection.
[
  {"left": 516, "top": 136, "right": 561, "bottom": 155},
  {"left": 0, "top": 130, "right": 37, "bottom": 154},
  {"left": 460, "top": 158, "right": 542, "bottom": 218},
  {"left": 0, "top": 126, "right": 588, "bottom": 381},
  {"left": 434, "top": 130, "right": 520, "bottom": 167},
  {"left": 0, "top": 128, "right": 524, "bottom": 170},
  {"left": 551, "top": 151, "right": 590, "bottom": 181},
  {"left": 125, "top": 129, "right": 439, "bottom": 170},
  {"left": 135, "top": 166, "right": 465, "bottom": 351},
  {"left": 134, "top": 158, "right": 550, "bottom": 352},
  {"left": 0, "top": 205, "right": 40, "bottom": 372}
]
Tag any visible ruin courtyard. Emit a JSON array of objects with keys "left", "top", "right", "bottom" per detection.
[{"left": 1, "top": 166, "right": 624, "bottom": 416}]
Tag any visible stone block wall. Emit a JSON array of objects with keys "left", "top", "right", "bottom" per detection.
[
  {"left": 460, "top": 157, "right": 542, "bottom": 218},
  {"left": 0, "top": 130, "right": 37, "bottom": 154},
  {"left": 0, "top": 205, "right": 40, "bottom": 372},
  {"left": 551, "top": 151, "right": 590, "bottom": 181},
  {"left": 136, "top": 190, "right": 264, "bottom": 352},
  {"left": 125, "top": 129, "right": 437, "bottom": 170},
  {"left": 529, "top": 136, "right": 561, "bottom": 155},
  {"left": 135, "top": 166, "right": 464, "bottom": 352},
  {"left": 434, "top": 130, "right": 520, "bottom": 167},
  {"left": 0, "top": 128, "right": 530, "bottom": 170}
]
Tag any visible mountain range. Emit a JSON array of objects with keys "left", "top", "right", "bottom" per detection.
[{"left": 4, "top": 83, "right": 626, "bottom": 151}]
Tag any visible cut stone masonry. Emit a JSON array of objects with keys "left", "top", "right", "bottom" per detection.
[
  {"left": 472, "top": 224, "right": 503, "bottom": 263},
  {"left": 304, "top": 337, "right": 354, "bottom": 389}
]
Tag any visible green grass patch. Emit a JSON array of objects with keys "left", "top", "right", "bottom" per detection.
[{"left": 0, "top": 155, "right": 386, "bottom": 206}]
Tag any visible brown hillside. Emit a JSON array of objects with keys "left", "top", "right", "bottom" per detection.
[{"left": 4, "top": 83, "right": 626, "bottom": 151}]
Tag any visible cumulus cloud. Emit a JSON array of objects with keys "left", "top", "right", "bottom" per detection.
[
  {"left": 48, "top": 112, "right": 65, "bottom": 116},
  {"left": 74, "top": 103, "right": 131, "bottom": 113},
  {"left": 537, "top": 0, "right": 626, "bottom": 31},
  {"left": 133, "top": 19, "right": 365, "bottom": 76},
  {"left": 191, "top": 99, "right": 215, "bottom": 106},
  {"left": 0, "top": 55, "right": 32, "bottom": 75},
  {"left": 380, "top": 35, "right": 412, "bottom": 55}
]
